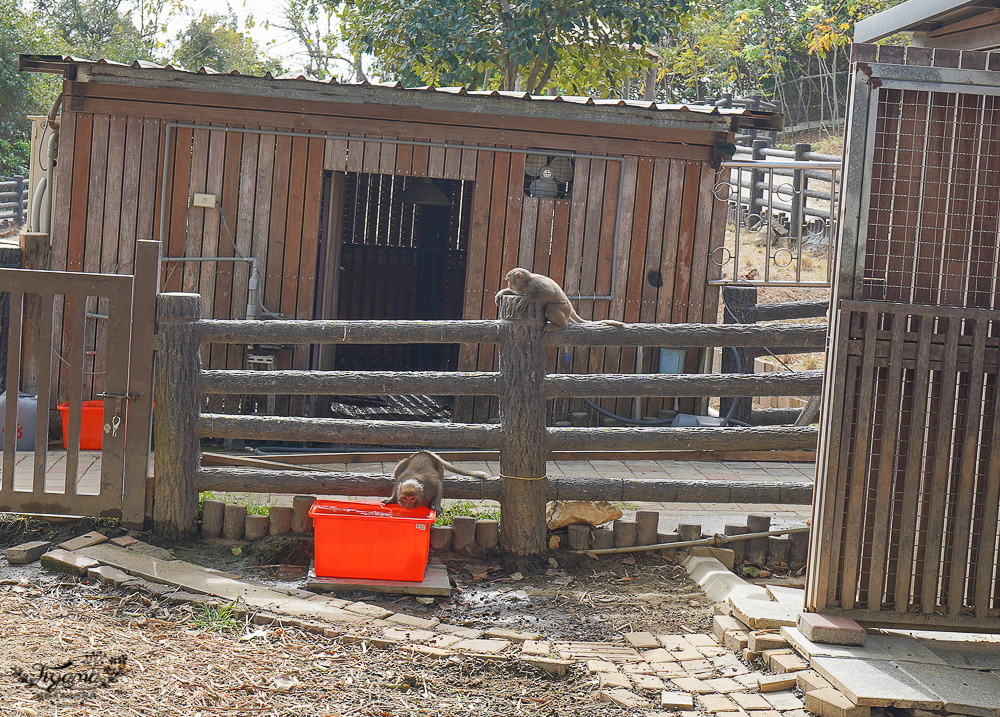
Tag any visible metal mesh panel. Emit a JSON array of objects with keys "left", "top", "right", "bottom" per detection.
[{"left": 863, "top": 90, "right": 1000, "bottom": 309}]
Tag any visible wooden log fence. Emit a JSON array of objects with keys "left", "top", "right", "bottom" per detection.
[
  {"left": 154, "top": 291, "right": 823, "bottom": 552},
  {"left": 196, "top": 468, "right": 813, "bottom": 505},
  {"left": 0, "top": 176, "right": 28, "bottom": 226}
]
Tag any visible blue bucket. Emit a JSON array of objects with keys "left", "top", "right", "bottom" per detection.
[{"left": 0, "top": 391, "right": 38, "bottom": 451}]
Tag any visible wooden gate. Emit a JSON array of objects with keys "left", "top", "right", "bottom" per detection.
[
  {"left": 807, "top": 46, "right": 1000, "bottom": 631},
  {"left": 0, "top": 240, "right": 159, "bottom": 528}
]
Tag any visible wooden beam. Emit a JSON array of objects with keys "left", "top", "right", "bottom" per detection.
[
  {"left": 196, "top": 467, "right": 815, "bottom": 504},
  {"left": 199, "top": 449, "right": 817, "bottom": 465}
]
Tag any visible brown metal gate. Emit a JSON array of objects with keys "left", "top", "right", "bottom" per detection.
[
  {"left": 0, "top": 240, "right": 158, "bottom": 528},
  {"left": 807, "top": 46, "right": 1000, "bottom": 631}
]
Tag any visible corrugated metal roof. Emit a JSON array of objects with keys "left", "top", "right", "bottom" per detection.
[{"left": 20, "top": 54, "right": 771, "bottom": 121}]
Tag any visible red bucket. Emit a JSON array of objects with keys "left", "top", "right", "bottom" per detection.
[
  {"left": 57, "top": 400, "right": 105, "bottom": 450},
  {"left": 310, "top": 499, "right": 435, "bottom": 581}
]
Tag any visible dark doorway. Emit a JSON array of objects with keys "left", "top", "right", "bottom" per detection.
[
  {"left": 312, "top": 171, "right": 473, "bottom": 420},
  {"left": 332, "top": 172, "right": 472, "bottom": 372}
]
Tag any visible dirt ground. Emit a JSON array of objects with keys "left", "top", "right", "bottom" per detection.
[{"left": 0, "top": 517, "right": 718, "bottom": 716}]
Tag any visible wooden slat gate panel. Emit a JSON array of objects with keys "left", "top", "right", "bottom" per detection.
[
  {"left": 808, "top": 51, "right": 1000, "bottom": 631},
  {"left": 0, "top": 241, "right": 159, "bottom": 527}
]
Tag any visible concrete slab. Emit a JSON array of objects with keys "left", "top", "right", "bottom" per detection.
[
  {"left": 704, "top": 574, "right": 771, "bottom": 603},
  {"left": 896, "top": 662, "right": 1000, "bottom": 717},
  {"left": 762, "top": 691, "right": 803, "bottom": 710},
  {"left": 781, "top": 626, "right": 947, "bottom": 665},
  {"left": 386, "top": 613, "right": 440, "bottom": 629},
  {"left": 624, "top": 631, "right": 661, "bottom": 650},
  {"left": 731, "top": 693, "right": 771, "bottom": 711},
  {"left": 804, "top": 687, "right": 870, "bottom": 717},
  {"left": 77, "top": 543, "right": 370, "bottom": 625},
  {"left": 40, "top": 549, "right": 99, "bottom": 576},
  {"left": 58, "top": 532, "right": 107, "bottom": 551},
  {"left": 306, "top": 563, "right": 451, "bottom": 596},
  {"left": 599, "top": 671, "right": 632, "bottom": 689},
  {"left": 632, "top": 673, "right": 666, "bottom": 691},
  {"left": 798, "top": 612, "right": 866, "bottom": 646},
  {"left": 916, "top": 639, "right": 1000, "bottom": 671},
  {"left": 5, "top": 540, "right": 51, "bottom": 564},
  {"left": 443, "top": 638, "right": 511, "bottom": 654},
  {"left": 520, "top": 655, "right": 571, "bottom": 676},
  {"left": 660, "top": 692, "right": 695, "bottom": 710},
  {"left": 597, "top": 688, "right": 647, "bottom": 709},
  {"left": 811, "top": 657, "right": 942, "bottom": 709},
  {"left": 729, "top": 596, "right": 800, "bottom": 628},
  {"left": 553, "top": 642, "right": 643, "bottom": 662},
  {"left": 765, "top": 584, "right": 805, "bottom": 605}
]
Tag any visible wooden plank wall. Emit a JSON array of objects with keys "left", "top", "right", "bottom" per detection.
[
  {"left": 49, "top": 84, "right": 724, "bottom": 422},
  {"left": 459, "top": 154, "right": 724, "bottom": 421}
]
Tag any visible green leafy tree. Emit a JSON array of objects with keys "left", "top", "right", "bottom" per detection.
[
  {"left": 173, "top": 13, "right": 283, "bottom": 75},
  {"left": 335, "top": 0, "right": 689, "bottom": 96},
  {"left": 35, "top": 0, "right": 168, "bottom": 62},
  {"left": 0, "top": 0, "right": 59, "bottom": 174},
  {"left": 276, "top": 0, "right": 363, "bottom": 81},
  {"left": 651, "top": 0, "right": 895, "bottom": 128}
]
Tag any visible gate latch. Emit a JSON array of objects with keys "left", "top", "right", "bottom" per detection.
[{"left": 96, "top": 391, "right": 142, "bottom": 400}]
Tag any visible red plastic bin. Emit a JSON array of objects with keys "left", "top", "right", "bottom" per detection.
[
  {"left": 57, "top": 400, "right": 106, "bottom": 450},
  {"left": 309, "top": 499, "right": 435, "bottom": 581}
]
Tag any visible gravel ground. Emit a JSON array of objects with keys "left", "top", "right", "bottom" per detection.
[{"left": 0, "top": 517, "right": 720, "bottom": 716}]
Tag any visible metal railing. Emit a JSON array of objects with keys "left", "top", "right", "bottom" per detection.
[{"left": 711, "top": 150, "right": 841, "bottom": 287}]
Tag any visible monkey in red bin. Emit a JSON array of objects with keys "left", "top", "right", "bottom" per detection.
[
  {"left": 382, "top": 451, "right": 491, "bottom": 514},
  {"left": 494, "top": 268, "right": 626, "bottom": 330}
]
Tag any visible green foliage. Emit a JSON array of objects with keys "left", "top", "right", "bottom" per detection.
[
  {"left": 433, "top": 500, "right": 500, "bottom": 526},
  {"left": 173, "top": 13, "right": 283, "bottom": 75},
  {"left": 199, "top": 491, "right": 273, "bottom": 516},
  {"left": 648, "top": 0, "right": 896, "bottom": 122},
  {"left": 276, "top": 0, "right": 356, "bottom": 81},
  {"left": 35, "top": 0, "right": 158, "bottom": 62},
  {"left": 335, "top": 0, "right": 688, "bottom": 96},
  {"left": 193, "top": 602, "right": 241, "bottom": 632},
  {"left": 0, "top": 0, "right": 59, "bottom": 174}
]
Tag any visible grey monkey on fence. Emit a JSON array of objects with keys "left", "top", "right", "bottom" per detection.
[
  {"left": 495, "top": 267, "right": 626, "bottom": 330},
  {"left": 382, "top": 450, "right": 491, "bottom": 514}
]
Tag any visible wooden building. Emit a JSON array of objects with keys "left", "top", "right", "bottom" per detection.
[{"left": 20, "top": 55, "right": 777, "bottom": 422}]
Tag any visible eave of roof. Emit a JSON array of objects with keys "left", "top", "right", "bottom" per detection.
[
  {"left": 854, "top": 0, "right": 1000, "bottom": 43},
  {"left": 18, "top": 54, "right": 782, "bottom": 132}
]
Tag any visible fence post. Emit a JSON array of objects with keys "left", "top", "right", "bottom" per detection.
[
  {"left": 790, "top": 143, "right": 810, "bottom": 241},
  {"left": 153, "top": 292, "right": 203, "bottom": 539},
  {"left": 720, "top": 284, "right": 758, "bottom": 425},
  {"left": 497, "top": 294, "right": 548, "bottom": 555},
  {"left": 15, "top": 175, "right": 24, "bottom": 225},
  {"left": 749, "top": 140, "right": 768, "bottom": 227}
]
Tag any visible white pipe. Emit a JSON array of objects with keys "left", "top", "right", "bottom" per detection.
[
  {"left": 246, "top": 266, "right": 260, "bottom": 320},
  {"left": 29, "top": 174, "right": 46, "bottom": 231},
  {"left": 161, "top": 256, "right": 262, "bottom": 319},
  {"left": 44, "top": 128, "right": 59, "bottom": 235}
]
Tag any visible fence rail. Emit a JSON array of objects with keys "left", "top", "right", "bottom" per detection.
[{"left": 154, "top": 292, "right": 822, "bottom": 553}]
